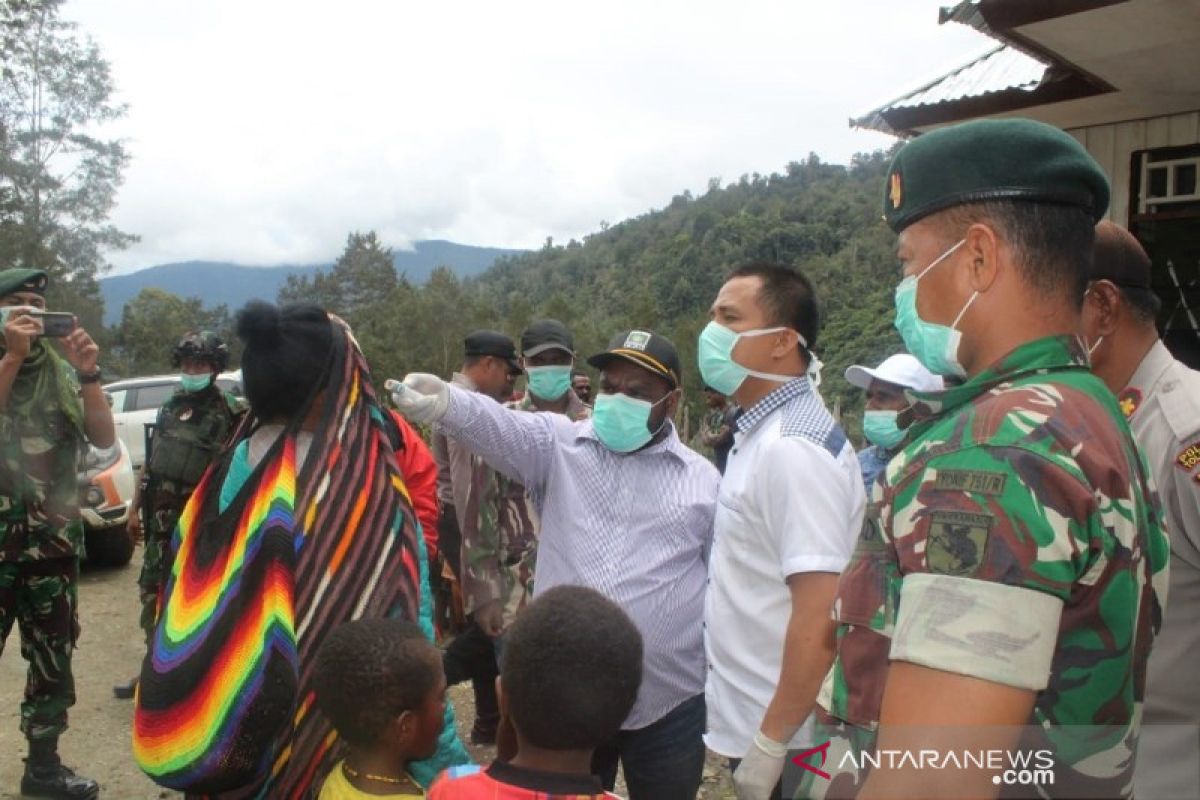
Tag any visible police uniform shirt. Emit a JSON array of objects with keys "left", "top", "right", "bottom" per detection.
[{"left": 1129, "top": 341, "right": 1200, "bottom": 798}]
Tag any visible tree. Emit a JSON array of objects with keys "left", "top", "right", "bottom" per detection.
[
  {"left": 112, "top": 288, "right": 235, "bottom": 377},
  {"left": 278, "top": 231, "right": 398, "bottom": 316},
  {"left": 0, "top": 0, "right": 136, "bottom": 328}
]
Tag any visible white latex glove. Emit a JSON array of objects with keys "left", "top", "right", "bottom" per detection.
[
  {"left": 385, "top": 373, "right": 451, "bottom": 425},
  {"left": 733, "top": 731, "right": 788, "bottom": 800}
]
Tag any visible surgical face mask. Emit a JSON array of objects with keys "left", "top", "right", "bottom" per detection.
[
  {"left": 1086, "top": 335, "right": 1105, "bottom": 362},
  {"left": 525, "top": 365, "right": 573, "bottom": 400},
  {"left": 180, "top": 372, "right": 213, "bottom": 393},
  {"left": 698, "top": 322, "right": 804, "bottom": 396},
  {"left": 863, "top": 409, "right": 905, "bottom": 450},
  {"left": 893, "top": 239, "right": 977, "bottom": 379},
  {"left": 592, "top": 391, "right": 671, "bottom": 453}
]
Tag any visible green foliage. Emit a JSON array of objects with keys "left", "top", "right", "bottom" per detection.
[
  {"left": 110, "top": 287, "right": 235, "bottom": 378},
  {"left": 110, "top": 148, "right": 908, "bottom": 444},
  {"left": 457, "top": 147, "right": 906, "bottom": 440},
  {"left": 0, "top": 0, "right": 136, "bottom": 322}
]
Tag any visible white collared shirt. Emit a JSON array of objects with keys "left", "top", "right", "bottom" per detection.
[{"left": 704, "top": 378, "right": 866, "bottom": 757}]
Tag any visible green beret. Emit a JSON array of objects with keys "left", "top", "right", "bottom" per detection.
[
  {"left": 883, "top": 118, "right": 1110, "bottom": 233},
  {"left": 0, "top": 268, "right": 48, "bottom": 298}
]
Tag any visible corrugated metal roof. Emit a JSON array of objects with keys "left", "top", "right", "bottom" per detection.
[
  {"left": 891, "top": 45, "right": 1046, "bottom": 109},
  {"left": 851, "top": 44, "right": 1049, "bottom": 135}
]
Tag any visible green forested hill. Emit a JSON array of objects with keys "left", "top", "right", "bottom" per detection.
[
  {"left": 112, "top": 148, "right": 908, "bottom": 441},
  {"left": 466, "top": 148, "right": 906, "bottom": 439}
]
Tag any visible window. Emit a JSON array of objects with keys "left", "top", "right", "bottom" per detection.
[
  {"left": 105, "top": 388, "right": 128, "bottom": 413},
  {"left": 1131, "top": 144, "right": 1200, "bottom": 369},
  {"left": 131, "top": 381, "right": 179, "bottom": 411},
  {"left": 1138, "top": 149, "right": 1200, "bottom": 212}
]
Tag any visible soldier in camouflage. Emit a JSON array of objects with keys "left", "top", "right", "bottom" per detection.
[
  {"left": 463, "top": 319, "right": 591, "bottom": 635},
  {"left": 112, "top": 331, "right": 243, "bottom": 699},
  {"left": 0, "top": 268, "right": 115, "bottom": 800},
  {"left": 438, "top": 330, "right": 524, "bottom": 745},
  {"left": 799, "top": 120, "right": 1168, "bottom": 800}
]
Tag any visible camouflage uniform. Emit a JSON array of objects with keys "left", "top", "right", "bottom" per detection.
[
  {"left": 0, "top": 351, "right": 85, "bottom": 741},
  {"left": 459, "top": 391, "right": 590, "bottom": 623},
  {"left": 138, "top": 384, "right": 242, "bottom": 642},
  {"left": 801, "top": 337, "right": 1169, "bottom": 799}
]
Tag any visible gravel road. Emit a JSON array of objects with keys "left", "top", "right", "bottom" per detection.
[{"left": 0, "top": 554, "right": 735, "bottom": 798}]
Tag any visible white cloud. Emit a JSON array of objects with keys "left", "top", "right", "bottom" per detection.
[{"left": 65, "top": 0, "right": 994, "bottom": 273}]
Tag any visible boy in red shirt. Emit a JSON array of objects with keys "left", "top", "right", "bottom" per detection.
[{"left": 429, "top": 586, "right": 642, "bottom": 800}]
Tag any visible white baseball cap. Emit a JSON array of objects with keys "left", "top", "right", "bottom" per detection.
[{"left": 844, "top": 354, "right": 943, "bottom": 393}]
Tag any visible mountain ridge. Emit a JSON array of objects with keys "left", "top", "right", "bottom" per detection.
[{"left": 99, "top": 239, "right": 524, "bottom": 324}]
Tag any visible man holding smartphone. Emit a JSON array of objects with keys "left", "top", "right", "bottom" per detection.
[{"left": 0, "top": 268, "right": 114, "bottom": 800}]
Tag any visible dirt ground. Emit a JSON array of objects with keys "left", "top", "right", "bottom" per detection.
[{"left": 0, "top": 552, "right": 735, "bottom": 799}]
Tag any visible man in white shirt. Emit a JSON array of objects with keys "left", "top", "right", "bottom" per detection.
[{"left": 698, "top": 262, "right": 866, "bottom": 800}]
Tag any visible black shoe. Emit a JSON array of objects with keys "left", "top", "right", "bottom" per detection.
[
  {"left": 20, "top": 761, "right": 99, "bottom": 800},
  {"left": 112, "top": 677, "right": 138, "bottom": 699}
]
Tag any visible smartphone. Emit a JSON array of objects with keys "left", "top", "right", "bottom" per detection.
[
  {"left": 0, "top": 305, "right": 35, "bottom": 326},
  {"left": 30, "top": 311, "right": 77, "bottom": 337}
]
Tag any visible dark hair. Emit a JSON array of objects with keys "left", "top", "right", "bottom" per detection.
[
  {"left": 935, "top": 201, "right": 1096, "bottom": 306},
  {"left": 313, "top": 618, "right": 440, "bottom": 749},
  {"left": 726, "top": 262, "right": 819, "bottom": 351},
  {"left": 502, "top": 585, "right": 642, "bottom": 750},
  {"left": 1119, "top": 285, "right": 1162, "bottom": 325},
  {"left": 237, "top": 301, "right": 334, "bottom": 421}
]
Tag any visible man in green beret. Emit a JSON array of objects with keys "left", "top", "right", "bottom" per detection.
[
  {"left": 1, "top": 268, "right": 114, "bottom": 799},
  {"left": 796, "top": 119, "right": 1168, "bottom": 799}
]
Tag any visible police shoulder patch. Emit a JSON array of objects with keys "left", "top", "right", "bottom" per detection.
[
  {"left": 1177, "top": 442, "right": 1200, "bottom": 473},
  {"left": 1118, "top": 387, "right": 1142, "bottom": 419},
  {"left": 926, "top": 510, "right": 992, "bottom": 576}
]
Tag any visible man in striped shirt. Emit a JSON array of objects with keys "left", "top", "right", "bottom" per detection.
[{"left": 390, "top": 329, "right": 719, "bottom": 800}]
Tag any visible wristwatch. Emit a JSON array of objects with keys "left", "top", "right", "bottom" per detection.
[{"left": 77, "top": 368, "right": 102, "bottom": 385}]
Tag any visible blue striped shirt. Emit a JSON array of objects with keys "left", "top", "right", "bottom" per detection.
[{"left": 437, "top": 386, "right": 720, "bottom": 729}]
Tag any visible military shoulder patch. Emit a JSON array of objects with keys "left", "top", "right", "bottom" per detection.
[
  {"left": 1118, "top": 387, "right": 1142, "bottom": 419},
  {"left": 1177, "top": 442, "right": 1200, "bottom": 472},
  {"left": 926, "top": 510, "right": 993, "bottom": 576},
  {"left": 933, "top": 469, "right": 1007, "bottom": 496}
]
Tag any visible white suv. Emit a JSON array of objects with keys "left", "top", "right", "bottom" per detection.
[{"left": 104, "top": 371, "right": 243, "bottom": 469}]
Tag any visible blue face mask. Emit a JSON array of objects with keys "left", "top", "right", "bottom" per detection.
[
  {"left": 893, "top": 239, "right": 978, "bottom": 379},
  {"left": 862, "top": 409, "right": 905, "bottom": 450},
  {"left": 525, "top": 365, "right": 573, "bottom": 400},
  {"left": 697, "top": 322, "right": 799, "bottom": 396},
  {"left": 180, "top": 372, "right": 212, "bottom": 393},
  {"left": 592, "top": 391, "right": 672, "bottom": 453}
]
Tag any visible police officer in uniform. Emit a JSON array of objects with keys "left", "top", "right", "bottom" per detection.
[
  {"left": 799, "top": 119, "right": 1168, "bottom": 799},
  {"left": 113, "top": 331, "right": 243, "bottom": 699},
  {"left": 1080, "top": 221, "right": 1200, "bottom": 799},
  {"left": 1, "top": 268, "right": 114, "bottom": 800}
]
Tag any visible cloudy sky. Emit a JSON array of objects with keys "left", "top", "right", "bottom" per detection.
[{"left": 67, "top": 1, "right": 993, "bottom": 274}]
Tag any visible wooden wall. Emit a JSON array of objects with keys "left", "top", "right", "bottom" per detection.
[{"left": 1066, "top": 111, "right": 1200, "bottom": 226}]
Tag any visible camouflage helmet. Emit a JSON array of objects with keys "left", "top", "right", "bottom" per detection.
[{"left": 171, "top": 330, "right": 229, "bottom": 371}]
